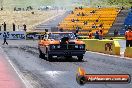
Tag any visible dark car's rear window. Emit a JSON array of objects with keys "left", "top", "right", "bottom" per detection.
[{"left": 48, "top": 33, "right": 75, "bottom": 40}]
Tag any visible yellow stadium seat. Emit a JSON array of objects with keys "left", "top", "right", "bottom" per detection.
[{"left": 59, "top": 8, "right": 118, "bottom": 35}]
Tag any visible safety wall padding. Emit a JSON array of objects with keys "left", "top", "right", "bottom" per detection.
[
  {"left": 81, "top": 39, "right": 120, "bottom": 56},
  {"left": 124, "top": 47, "right": 132, "bottom": 58}
]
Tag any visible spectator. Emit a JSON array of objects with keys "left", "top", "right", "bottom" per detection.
[
  {"left": 1, "top": 7, "right": 3, "bottom": 11},
  {"left": 96, "top": 19, "right": 99, "bottom": 22},
  {"left": 26, "top": 6, "right": 33, "bottom": 11},
  {"left": 95, "top": 31, "right": 99, "bottom": 39},
  {"left": 29, "top": 6, "right": 33, "bottom": 10},
  {"left": 13, "top": 23, "right": 16, "bottom": 31},
  {"left": 76, "top": 26, "right": 80, "bottom": 33},
  {"left": 114, "top": 29, "right": 118, "bottom": 37},
  {"left": 83, "top": 21, "right": 85, "bottom": 25},
  {"left": 0, "top": 26, "right": 1, "bottom": 31},
  {"left": 23, "top": 24, "right": 27, "bottom": 31},
  {"left": 99, "top": 29, "right": 103, "bottom": 40},
  {"left": 22, "top": 8, "right": 25, "bottom": 11},
  {"left": 79, "top": 6, "right": 83, "bottom": 10},
  {"left": 121, "top": 6, "right": 124, "bottom": 10},
  {"left": 31, "top": 11, "right": 35, "bottom": 14},
  {"left": 14, "top": 7, "right": 16, "bottom": 11},
  {"left": 97, "top": 6, "right": 101, "bottom": 9},
  {"left": 90, "top": 10, "right": 96, "bottom": 14},
  {"left": 125, "top": 27, "right": 132, "bottom": 47},
  {"left": 71, "top": 11, "right": 74, "bottom": 14},
  {"left": 110, "top": 38, "right": 113, "bottom": 40},
  {"left": 18, "top": 8, "right": 21, "bottom": 11},
  {"left": 59, "top": 28, "right": 63, "bottom": 32},
  {"left": 38, "top": 35, "right": 41, "bottom": 40},
  {"left": 75, "top": 7, "right": 78, "bottom": 9},
  {"left": 83, "top": 21, "right": 88, "bottom": 25},
  {"left": 2, "top": 32, "right": 8, "bottom": 45},
  {"left": 71, "top": 19, "right": 75, "bottom": 22},
  {"left": 74, "top": 30, "right": 79, "bottom": 38},
  {"left": 77, "top": 12, "right": 81, "bottom": 16},
  {"left": 45, "top": 29, "right": 48, "bottom": 32},
  {"left": 18, "top": 25, "right": 20, "bottom": 30},
  {"left": 82, "top": 12, "right": 85, "bottom": 16},
  {"left": 131, "top": 6, "right": 132, "bottom": 12},
  {"left": 99, "top": 23, "right": 103, "bottom": 28},
  {"left": 76, "top": 19, "right": 79, "bottom": 22},
  {"left": 92, "top": 24, "right": 97, "bottom": 28},
  {"left": 2, "top": 22, "right": 6, "bottom": 31},
  {"left": 88, "top": 30, "right": 93, "bottom": 39}
]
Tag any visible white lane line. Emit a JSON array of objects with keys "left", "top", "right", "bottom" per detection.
[
  {"left": 0, "top": 47, "right": 33, "bottom": 88},
  {"left": 86, "top": 51, "right": 132, "bottom": 60}
]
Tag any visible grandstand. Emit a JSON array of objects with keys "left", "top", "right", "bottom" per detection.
[
  {"left": 118, "top": 9, "right": 132, "bottom": 35},
  {"left": 58, "top": 7, "right": 120, "bottom": 36},
  {"left": 124, "top": 12, "right": 132, "bottom": 26}
]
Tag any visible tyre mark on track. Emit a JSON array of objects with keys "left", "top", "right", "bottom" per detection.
[
  {"left": 2, "top": 45, "right": 132, "bottom": 88},
  {"left": 3, "top": 47, "right": 58, "bottom": 88},
  {"left": 4, "top": 45, "right": 132, "bottom": 74}
]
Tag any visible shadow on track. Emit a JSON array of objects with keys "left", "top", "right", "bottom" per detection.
[{"left": 41, "top": 57, "right": 87, "bottom": 62}]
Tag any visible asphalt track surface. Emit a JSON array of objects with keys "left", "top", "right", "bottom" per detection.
[
  {"left": 0, "top": 48, "right": 25, "bottom": 88},
  {"left": 0, "top": 40, "right": 132, "bottom": 88}
]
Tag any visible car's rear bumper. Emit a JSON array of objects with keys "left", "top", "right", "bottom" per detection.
[{"left": 48, "top": 50, "right": 86, "bottom": 56}]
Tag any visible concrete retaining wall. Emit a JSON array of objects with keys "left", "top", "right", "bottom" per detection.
[
  {"left": 124, "top": 47, "right": 132, "bottom": 58},
  {"left": 81, "top": 39, "right": 120, "bottom": 56}
]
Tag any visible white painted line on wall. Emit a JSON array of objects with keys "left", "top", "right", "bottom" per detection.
[{"left": 86, "top": 51, "right": 131, "bottom": 60}]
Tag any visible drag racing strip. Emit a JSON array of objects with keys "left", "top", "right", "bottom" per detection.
[
  {"left": 84, "top": 51, "right": 132, "bottom": 74},
  {"left": 2, "top": 45, "right": 132, "bottom": 88},
  {"left": 0, "top": 47, "right": 32, "bottom": 88},
  {"left": 2, "top": 46, "right": 73, "bottom": 88}
]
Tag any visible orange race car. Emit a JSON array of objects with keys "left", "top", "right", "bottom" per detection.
[{"left": 38, "top": 32, "right": 86, "bottom": 61}]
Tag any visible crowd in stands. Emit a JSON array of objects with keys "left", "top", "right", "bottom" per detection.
[
  {"left": 119, "top": 7, "right": 132, "bottom": 35},
  {"left": 59, "top": 6, "right": 120, "bottom": 37}
]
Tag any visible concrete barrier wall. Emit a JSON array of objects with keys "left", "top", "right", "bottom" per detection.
[
  {"left": 81, "top": 39, "right": 120, "bottom": 56},
  {"left": 26, "top": 32, "right": 46, "bottom": 40},
  {"left": 0, "top": 31, "right": 26, "bottom": 40},
  {"left": 124, "top": 47, "right": 132, "bottom": 58}
]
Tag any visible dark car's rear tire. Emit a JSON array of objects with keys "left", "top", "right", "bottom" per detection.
[
  {"left": 45, "top": 48, "right": 53, "bottom": 61},
  {"left": 39, "top": 49, "right": 45, "bottom": 59},
  {"left": 46, "top": 54, "right": 53, "bottom": 61},
  {"left": 45, "top": 49, "right": 53, "bottom": 61},
  {"left": 77, "top": 56, "right": 83, "bottom": 61}
]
